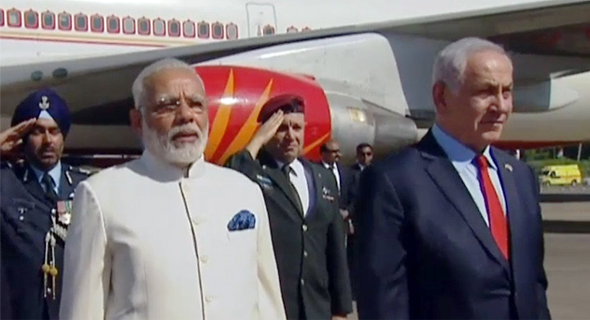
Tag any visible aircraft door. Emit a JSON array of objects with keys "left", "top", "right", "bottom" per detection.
[{"left": 246, "top": 3, "right": 277, "bottom": 37}]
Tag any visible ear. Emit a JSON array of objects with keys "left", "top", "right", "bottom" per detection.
[
  {"left": 432, "top": 81, "right": 448, "bottom": 115},
  {"left": 129, "top": 108, "right": 143, "bottom": 136}
]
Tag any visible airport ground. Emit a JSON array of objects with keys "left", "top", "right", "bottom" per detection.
[{"left": 349, "top": 186, "right": 590, "bottom": 320}]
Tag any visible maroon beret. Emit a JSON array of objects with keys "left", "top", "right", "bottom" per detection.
[{"left": 257, "top": 94, "right": 305, "bottom": 123}]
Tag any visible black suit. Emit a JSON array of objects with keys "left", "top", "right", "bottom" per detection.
[
  {"left": 0, "top": 161, "right": 90, "bottom": 320},
  {"left": 226, "top": 150, "right": 352, "bottom": 320},
  {"left": 354, "top": 130, "right": 550, "bottom": 319}
]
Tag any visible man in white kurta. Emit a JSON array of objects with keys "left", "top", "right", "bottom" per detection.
[{"left": 59, "top": 58, "right": 286, "bottom": 320}]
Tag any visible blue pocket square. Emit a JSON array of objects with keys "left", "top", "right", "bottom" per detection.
[{"left": 227, "top": 210, "right": 256, "bottom": 231}]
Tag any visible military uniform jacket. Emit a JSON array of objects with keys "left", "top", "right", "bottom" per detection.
[
  {"left": 58, "top": 151, "right": 286, "bottom": 320},
  {"left": 0, "top": 161, "right": 90, "bottom": 320},
  {"left": 226, "top": 149, "right": 353, "bottom": 320}
]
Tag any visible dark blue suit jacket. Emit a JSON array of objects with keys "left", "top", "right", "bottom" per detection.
[
  {"left": 354, "top": 131, "right": 550, "bottom": 319},
  {"left": 1, "top": 161, "right": 90, "bottom": 320}
]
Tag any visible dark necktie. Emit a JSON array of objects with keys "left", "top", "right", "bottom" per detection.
[
  {"left": 41, "top": 173, "right": 59, "bottom": 202},
  {"left": 475, "top": 155, "right": 509, "bottom": 259},
  {"left": 282, "top": 165, "right": 304, "bottom": 214}
]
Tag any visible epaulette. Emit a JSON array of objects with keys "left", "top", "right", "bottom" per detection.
[
  {"left": 0, "top": 161, "right": 11, "bottom": 169},
  {"left": 66, "top": 165, "right": 94, "bottom": 176}
]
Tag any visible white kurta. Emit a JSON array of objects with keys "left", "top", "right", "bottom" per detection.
[{"left": 59, "top": 151, "right": 286, "bottom": 320}]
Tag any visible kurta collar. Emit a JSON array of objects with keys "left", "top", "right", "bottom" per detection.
[{"left": 140, "top": 149, "right": 206, "bottom": 182}]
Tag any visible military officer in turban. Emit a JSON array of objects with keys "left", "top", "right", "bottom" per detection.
[{"left": 0, "top": 88, "right": 91, "bottom": 320}]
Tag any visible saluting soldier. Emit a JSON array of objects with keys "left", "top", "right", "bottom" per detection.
[
  {"left": 225, "top": 94, "right": 353, "bottom": 320},
  {"left": 0, "top": 88, "right": 91, "bottom": 320}
]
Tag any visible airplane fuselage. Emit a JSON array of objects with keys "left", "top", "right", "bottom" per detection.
[{"left": 1, "top": 0, "right": 589, "bottom": 163}]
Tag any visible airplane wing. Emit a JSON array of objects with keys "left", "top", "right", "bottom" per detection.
[
  {"left": 385, "top": 0, "right": 590, "bottom": 58},
  {"left": 1, "top": 0, "right": 589, "bottom": 154}
]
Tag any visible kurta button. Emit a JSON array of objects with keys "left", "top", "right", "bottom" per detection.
[
  {"left": 302, "top": 224, "right": 308, "bottom": 232},
  {"left": 47, "top": 288, "right": 52, "bottom": 294},
  {"left": 205, "top": 296, "right": 213, "bottom": 303},
  {"left": 51, "top": 209, "right": 56, "bottom": 214},
  {"left": 19, "top": 216, "right": 24, "bottom": 221},
  {"left": 201, "top": 255, "right": 208, "bottom": 263},
  {"left": 303, "top": 251, "right": 308, "bottom": 258},
  {"left": 300, "top": 279, "right": 305, "bottom": 286}
]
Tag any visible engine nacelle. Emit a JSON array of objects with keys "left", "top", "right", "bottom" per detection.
[
  {"left": 195, "top": 65, "right": 332, "bottom": 164},
  {"left": 325, "top": 92, "right": 418, "bottom": 164},
  {"left": 197, "top": 65, "right": 418, "bottom": 165}
]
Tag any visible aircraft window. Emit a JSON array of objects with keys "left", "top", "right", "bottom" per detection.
[
  {"left": 168, "top": 19, "right": 180, "bottom": 37},
  {"left": 24, "top": 10, "right": 38, "bottom": 29},
  {"left": 226, "top": 23, "right": 238, "bottom": 40},
  {"left": 153, "top": 19, "right": 165, "bottom": 36},
  {"left": 262, "top": 25, "right": 275, "bottom": 36},
  {"left": 0, "top": 10, "right": 4, "bottom": 27},
  {"left": 197, "top": 21, "right": 209, "bottom": 39},
  {"left": 122, "top": 17, "right": 135, "bottom": 34},
  {"left": 211, "top": 22, "right": 224, "bottom": 39},
  {"left": 75, "top": 14, "right": 88, "bottom": 32},
  {"left": 107, "top": 16, "right": 119, "bottom": 33},
  {"left": 42, "top": 12, "right": 55, "bottom": 30},
  {"left": 183, "top": 20, "right": 195, "bottom": 38},
  {"left": 91, "top": 15, "right": 103, "bottom": 33},
  {"left": 7, "top": 9, "right": 22, "bottom": 28},
  {"left": 58, "top": 12, "right": 71, "bottom": 31},
  {"left": 286, "top": 26, "right": 298, "bottom": 33},
  {"left": 138, "top": 17, "right": 150, "bottom": 35}
]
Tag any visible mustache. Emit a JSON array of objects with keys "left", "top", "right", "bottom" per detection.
[{"left": 168, "top": 123, "right": 204, "bottom": 140}]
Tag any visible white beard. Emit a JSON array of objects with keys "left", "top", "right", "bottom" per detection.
[{"left": 142, "top": 121, "right": 209, "bottom": 167}]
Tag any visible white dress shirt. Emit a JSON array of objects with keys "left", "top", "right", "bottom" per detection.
[
  {"left": 60, "top": 150, "right": 286, "bottom": 320},
  {"left": 276, "top": 158, "right": 310, "bottom": 215},
  {"left": 432, "top": 124, "right": 507, "bottom": 227}
]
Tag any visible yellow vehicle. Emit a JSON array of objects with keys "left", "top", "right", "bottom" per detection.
[{"left": 539, "top": 164, "right": 583, "bottom": 186}]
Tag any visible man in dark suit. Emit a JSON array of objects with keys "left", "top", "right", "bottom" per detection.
[
  {"left": 355, "top": 37, "right": 551, "bottom": 320},
  {"left": 346, "top": 142, "right": 373, "bottom": 298},
  {"left": 318, "top": 140, "right": 356, "bottom": 298},
  {"left": 319, "top": 140, "right": 355, "bottom": 214},
  {"left": 0, "top": 89, "right": 91, "bottom": 320},
  {"left": 350, "top": 143, "right": 374, "bottom": 176},
  {"left": 226, "top": 94, "right": 352, "bottom": 320}
]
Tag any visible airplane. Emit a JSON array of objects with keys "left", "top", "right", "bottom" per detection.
[{"left": 1, "top": 0, "right": 589, "bottom": 166}]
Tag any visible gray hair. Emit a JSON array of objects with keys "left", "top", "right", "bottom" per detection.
[
  {"left": 432, "top": 37, "right": 508, "bottom": 93},
  {"left": 131, "top": 58, "right": 204, "bottom": 110}
]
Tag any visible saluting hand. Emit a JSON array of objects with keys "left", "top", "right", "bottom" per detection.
[
  {"left": 0, "top": 118, "right": 36, "bottom": 156},
  {"left": 246, "top": 111, "right": 284, "bottom": 158}
]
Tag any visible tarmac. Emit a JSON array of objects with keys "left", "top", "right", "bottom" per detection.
[{"left": 348, "top": 186, "right": 590, "bottom": 320}]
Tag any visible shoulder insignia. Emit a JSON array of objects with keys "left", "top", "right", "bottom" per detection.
[
  {"left": 1, "top": 161, "right": 12, "bottom": 169},
  {"left": 68, "top": 166, "right": 93, "bottom": 176},
  {"left": 65, "top": 171, "right": 73, "bottom": 185}
]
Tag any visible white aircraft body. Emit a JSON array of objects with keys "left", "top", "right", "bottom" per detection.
[{"left": 1, "top": 0, "right": 589, "bottom": 163}]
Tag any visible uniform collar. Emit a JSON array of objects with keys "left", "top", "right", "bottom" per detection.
[
  {"left": 432, "top": 123, "right": 497, "bottom": 170},
  {"left": 140, "top": 149, "right": 206, "bottom": 182},
  {"left": 29, "top": 161, "right": 62, "bottom": 191}
]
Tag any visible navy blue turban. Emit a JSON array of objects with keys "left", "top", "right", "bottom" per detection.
[{"left": 11, "top": 88, "right": 72, "bottom": 137}]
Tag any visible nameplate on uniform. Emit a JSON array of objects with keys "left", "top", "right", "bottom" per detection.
[
  {"left": 256, "top": 174, "right": 273, "bottom": 190},
  {"left": 322, "top": 186, "right": 335, "bottom": 202}
]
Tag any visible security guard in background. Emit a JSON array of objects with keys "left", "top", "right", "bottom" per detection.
[{"left": 0, "top": 88, "right": 91, "bottom": 320}]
